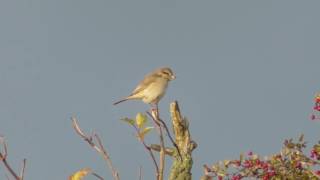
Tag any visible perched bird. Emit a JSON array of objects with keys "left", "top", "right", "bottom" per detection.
[{"left": 113, "top": 67, "right": 176, "bottom": 106}]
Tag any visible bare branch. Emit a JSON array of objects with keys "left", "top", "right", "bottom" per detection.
[
  {"left": 94, "top": 134, "right": 119, "bottom": 179},
  {"left": 150, "top": 109, "right": 165, "bottom": 180},
  {"left": 71, "top": 116, "right": 120, "bottom": 180},
  {"left": 0, "top": 137, "right": 25, "bottom": 180}
]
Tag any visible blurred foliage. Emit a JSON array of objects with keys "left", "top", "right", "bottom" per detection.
[{"left": 202, "top": 134, "right": 320, "bottom": 180}]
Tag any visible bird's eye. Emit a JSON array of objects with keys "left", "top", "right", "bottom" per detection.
[{"left": 162, "top": 71, "right": 170, "bottom": 75}]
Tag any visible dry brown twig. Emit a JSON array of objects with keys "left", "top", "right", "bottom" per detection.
[
  {"left": 0, "top": 136, "right": 27, "bottom": 180},
  {"left": 71, "top": 116, "right": 120, "bottom": 180}
]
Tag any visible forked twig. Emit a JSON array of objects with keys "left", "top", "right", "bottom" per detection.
[
  {"left": 0, "top": 136, "right": 26, "bottom": 180},
  {"left": 71, "top": 116, "right": 120, "bottom": 180},
  {"left": 146, "top": 111, "right": 182, "bottom": 161}
]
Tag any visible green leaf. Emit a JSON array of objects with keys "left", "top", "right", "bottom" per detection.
[
  {"left": 120, "top": 117, "right": 135, "bottom": 126},
  {"left": 142, "top": 126, "right": 153, "bottom": 135},
  {"left": 137, "top": 127, "right": 154, "bottom": 141},
  {"left": 136, "top": 112, "right": 147, "bottom": 128}
]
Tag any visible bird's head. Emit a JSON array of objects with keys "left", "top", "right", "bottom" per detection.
[{"left": 157, "top": 67, "right": 176, "bottom": 81}]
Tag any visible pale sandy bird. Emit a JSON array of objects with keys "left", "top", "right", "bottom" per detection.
[{"left": 113, "top": 67, "right": 176, "bottom": 106}]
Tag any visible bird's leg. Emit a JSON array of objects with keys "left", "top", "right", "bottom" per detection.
[
  {"left": 150, "top": 103, "right": 159, "bottom": 118},
  {"left": 150, "top": 103, "right": 161, "bottom": 126},
  {"left": 155, "top": 103, "right": 159, "bottom": 118}
]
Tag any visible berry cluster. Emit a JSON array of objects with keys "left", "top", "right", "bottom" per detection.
[{"left": 202, "top": 136, "right": 320, "bottom": 180}]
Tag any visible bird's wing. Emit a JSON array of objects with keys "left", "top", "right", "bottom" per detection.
[{"left": 131, "top": 73, "right": 158, "bottom": 95}]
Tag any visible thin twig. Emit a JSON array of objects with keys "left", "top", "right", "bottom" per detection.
[
  {"left": 132, "top": 125, "right": 159, "bottom": 179},
  {"left": 146, "top": 111, "right": 182, "bottom": 161},
  {"left": 158, "top": 125, "right": 165, "bottom": 180},
  {"left": 71, "top": 116, "right": 120, "bottom": 180},
  {"left": 94, "top": 134, "right": 119, "bottom": 179},
  {"left": 2, "top": 158, "right": 20, "bottom": 180},
  {"left": 0, "top": 137, "right": 23, "bottom": 180},
  {"left": 19, "top": 159, "right": 26, "bottom": 180},
  {"left": 149, "top": 109, "right": 165, "bottom": 180},
  {"left": 0, "top": 136, "right": 8, "bottom": 161},
  {"left": 92, "top": 172, "right": 105, "bottom": 180}
]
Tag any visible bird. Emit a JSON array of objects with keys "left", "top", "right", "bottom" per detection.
[{"left": 113, "top": 67, "right": 176, "bottom": 106}]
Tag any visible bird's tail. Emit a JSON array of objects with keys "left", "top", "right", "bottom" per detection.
[{"left": 113, "top": 98, "right": 128, "bottom": 105}]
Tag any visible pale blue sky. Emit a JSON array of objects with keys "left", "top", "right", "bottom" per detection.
[{"left": 1, "top": 0, "right": 320, "bottom": 179}]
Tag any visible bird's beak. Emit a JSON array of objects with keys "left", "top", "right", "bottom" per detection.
[{"left": 171, "top": 75, "right": 176, "bottom": 80}]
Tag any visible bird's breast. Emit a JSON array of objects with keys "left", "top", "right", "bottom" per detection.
[{"left": 142, "top": 79, "right": 168, "bottom": 104}]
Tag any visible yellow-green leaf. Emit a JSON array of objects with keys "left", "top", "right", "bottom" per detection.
[
  {"left": 69, "top": 168, "right": 92, "bottom": 180},
  {"left": 120, "top": 118, "right": 135, "bottom": 126},
  {"left": 136, "top": 112, "right": 147, "bottom": 128},
  {"left": 137, "top": 127, "right": 154, "bottom": 141},
  {"left": 142, "top": 127, "right": 153, "bottom": 136}
]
